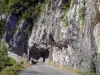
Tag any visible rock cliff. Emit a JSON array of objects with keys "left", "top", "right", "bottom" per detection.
[{"left": 5, "top": 0, "right": 100, "bottom": 71}]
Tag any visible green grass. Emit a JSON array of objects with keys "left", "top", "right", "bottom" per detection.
[
  {"left": 0, "top": 63, "right": 23, "bottom": 75},
  {"left": 79, "top": 71, "right": 100, "bottom": 75}
]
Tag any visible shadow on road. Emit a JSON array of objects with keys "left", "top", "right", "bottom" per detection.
[{"left": 31, "top": 60, "right": 38, "bottom": 64}]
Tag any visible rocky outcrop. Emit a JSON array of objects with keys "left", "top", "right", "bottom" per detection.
[
  {"left": 5, "top": 15, "right": 29, "bottom": 56},
  {"left": 5, "top": 0, "right": 100, "bottom": 71},
  {"left": 28, "top": 0, "right": 100, "bottom": 70}
]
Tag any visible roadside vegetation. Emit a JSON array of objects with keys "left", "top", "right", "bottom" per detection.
[
  {"left": 0, "top": 42, "right": 31, "bottom": 75},
  {"left": 0, "top": 42, "right": 24, "bottom": 75},
  {"left": 79, "top": 71, "right": 100, "bottom": 75},
  {"left": 0, "top": 1, "right": 32, "bottom": 74}
]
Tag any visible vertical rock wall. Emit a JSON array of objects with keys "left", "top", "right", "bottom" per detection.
[
  {"left": 28, "top": 0, "right": 100, "bottom": 70},
  {"left": 5, "top": 0, "right": 100, "bottom": 71}
]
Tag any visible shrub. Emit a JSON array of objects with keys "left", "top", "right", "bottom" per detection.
[
  {"left": 0, "top": 42, "right": 8, "bottom": 71},
  {"left": 3, "top": 66, "right": 15, "bottom": 73},
  {"left": 40, "top": 5, "right": 46, "bottom": 13},
  {"left": 79, "top": 7, "right": 86, "bottom": 21},
  {"left": 45, "top": 0, "right": 51, "bottom": 5},
  {"left": 0, "top": 42, "right": 16, "bottom": 71},
  {"left": 72, "top": 0, "right": 77, "bottom": 7},
  {"left": 63, "top": 0, "right": 71, "bottom": 11},
  {"left": 3, "top": 66, "right": 16, "bottom": 75},
  {"left": 5, "top": 58, "right": 16, "bottom": 66},
  {"left": 64, "top": 16, "right": 68, "bottom": 27},
  {"left": 2, "top": 63, "right": 23, "bottom": 75},
  {"left": 78, "top": 6, "right": 86, "bottom": 31},
  {"left": 1, "top": 66, "right": 18, "bottom": 75},
  {"left": 0, "top": 20, "right": 7, "bottom": 38}
]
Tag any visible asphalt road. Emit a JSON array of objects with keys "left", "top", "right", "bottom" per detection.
[{"left": 19, "top": 62, "right": 78, "bottom": 75}]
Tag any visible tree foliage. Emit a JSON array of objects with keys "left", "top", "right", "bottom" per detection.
[
  {"left": 0, "top": 42, "right": 17, "bottom": 71},
  {"left": 0, "top": 42, "right": 8, "bottom": 71},
  {"left": 0, "top": 0, "right": 46, "bottom": 35},
  {"left": 0, "top": 20, "right": 7, "bottom": 38}
]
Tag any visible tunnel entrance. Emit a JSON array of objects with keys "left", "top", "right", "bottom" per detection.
[{"left": 28, "top": 46, "right": 49, "bottom": 64}]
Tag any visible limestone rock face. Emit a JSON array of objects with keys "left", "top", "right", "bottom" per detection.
[
  {"left": 5, "top": 0, "right": 100, "bottom": 71},
  {"left": 6, "top": 18, "right": 29, "bottom": 56},
  {"left": 28, "top": 0, "right": 100, "bottom": 70}
]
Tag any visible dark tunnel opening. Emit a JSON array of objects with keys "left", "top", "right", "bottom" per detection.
[{"left": 29, "top": 46, "right": 49, "bottom": 64}]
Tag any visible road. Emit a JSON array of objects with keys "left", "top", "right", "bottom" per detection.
[{"left": 19, "top": 62, "right": 78, "bottom": 75}]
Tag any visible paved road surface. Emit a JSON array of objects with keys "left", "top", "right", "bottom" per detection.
[{"left": 19, "top": 62, "right": 78, "bottom": 75}]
